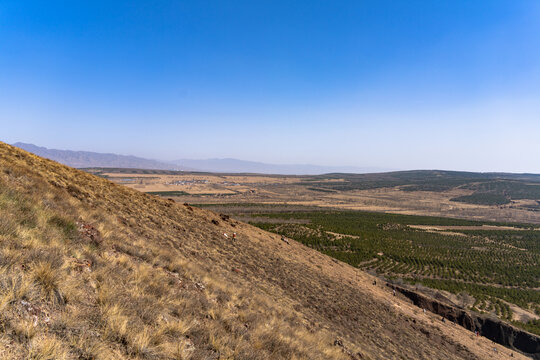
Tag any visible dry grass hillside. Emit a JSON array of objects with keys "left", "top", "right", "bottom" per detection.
[{"left": 0, "top": 142, "right": 528, "bottom": 359}]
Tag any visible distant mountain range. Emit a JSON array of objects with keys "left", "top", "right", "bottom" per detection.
[
  {"left": 12, "top": 142, "right": 384, "bottom": 175},
  {"left": 13, "top": 143, "right": 186, "bottom": 171}
]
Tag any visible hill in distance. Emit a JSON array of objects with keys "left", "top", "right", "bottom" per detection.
[
  {"left": 13, "top": 142, "right": 384, "bottom": 175},
  {"left": 12, "top": 142, "right": 187, "bottom": 171},
  {"left": 0, "top": 141, "right": 531, "bottom": 359}
]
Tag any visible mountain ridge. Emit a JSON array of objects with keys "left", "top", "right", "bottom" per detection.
[
  {"left": 12, "top": 142, "right": 187, "bottom": 171},
  {"left": 13, "top": 142, "right": 386, "bottom": 175}
]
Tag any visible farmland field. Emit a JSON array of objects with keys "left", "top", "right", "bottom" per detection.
[{"left": 86, "top": 168, "right": 540, "bottom": 224}]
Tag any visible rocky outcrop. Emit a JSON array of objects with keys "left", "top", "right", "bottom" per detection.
[{"left": 392, "top": 285, "right": 540, "bottom": 359}]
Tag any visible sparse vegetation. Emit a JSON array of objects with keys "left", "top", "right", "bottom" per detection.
[
  {"left": 450, "top": 180, "right": 540, "bottom": 208},
  {"left": 450, "top": 193, "right": 511, "bottom": 205},
  {"left": 2, "top": 142, "right": 536, "bottom": 359},
  {"left": 299, "top": 171, "right": 540, "bottom": 194},
  {"left": 0, "top": 143, "right": 352, "bottom": 359}
]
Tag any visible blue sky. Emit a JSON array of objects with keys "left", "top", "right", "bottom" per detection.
[{"left": 1, "top": 1, "right": 539, "bottom": 172}]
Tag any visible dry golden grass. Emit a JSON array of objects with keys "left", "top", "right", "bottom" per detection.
[
  {"left": 28, "top": 336, "right": 70, "bottom": 360},
  {"left": 0, "top": 141, "right": 527, "bottom": 360},
  {"left": 0, "top": 142, "right": 352, "bottom": 359}
]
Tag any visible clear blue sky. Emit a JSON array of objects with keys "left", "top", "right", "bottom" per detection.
[{"left": 1, "top": 1, "right": 539, "bottom": 172}]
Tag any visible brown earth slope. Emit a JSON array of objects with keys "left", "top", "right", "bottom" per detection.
[{"left": 0, "top": 142, "right": 528, "bottom": 359}]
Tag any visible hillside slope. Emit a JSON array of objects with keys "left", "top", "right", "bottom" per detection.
[{"left": 0, "top": 142, "right": 528, "bottom": 359}]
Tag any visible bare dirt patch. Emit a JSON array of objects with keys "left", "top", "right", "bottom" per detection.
[{"left": 409, "top": 225, "right": 537, "bottom": 231}]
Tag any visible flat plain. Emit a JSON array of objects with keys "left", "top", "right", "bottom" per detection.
[{"left": 92, "top": 168, "right": 540, "bottom": 224}]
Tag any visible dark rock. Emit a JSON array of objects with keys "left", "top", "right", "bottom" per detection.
[
  {"left": 392, "top": 285, "right": 540, "bottom": 359},
  {"left": 220, "top": 214, "right": 230, "bottom": 221}
]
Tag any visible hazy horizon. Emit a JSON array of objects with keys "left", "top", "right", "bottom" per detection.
[{"left": 2, "top": 1, "right": 540, "bottom": 173}]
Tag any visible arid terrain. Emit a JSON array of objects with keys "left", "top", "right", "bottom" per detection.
[
  {"left": 94, "top": 167, "right": 540, "bottom": 354},
  {"left": 92, "top": 169, "right": 540, "bottom": 224},
  {"left": 1, "top": 143, "right": 536, "bottom": 359}
]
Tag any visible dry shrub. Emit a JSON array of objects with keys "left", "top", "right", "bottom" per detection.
[
  {"left": 128, "top": 327, "right": 160, "bottom": 359},
  {"left": 28, "top": 336, "right": 70, "bottom": 360},
  {"left": 32, "top": 262, "right": 64, "bottom": 304},
  {"left": 156, "top": 318, "right": 194, "bottom": 339},
  {"left": 68, "top": 334, "right": 111, "bottom": 360},
  {"left": 0, "top": 271, "right": 36, "bottom": 311},
  {"left": 12, "top": 318, "right": 37, "bottom": 343},
  {"left": 25, "top": 247, "right": 64, "bottom": 269},
  {"left": 102, "top": 304, "right": 129, "bottom": 344},
  {"left": 0, "top": 216, "right": 17, "bottom": 237}
]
